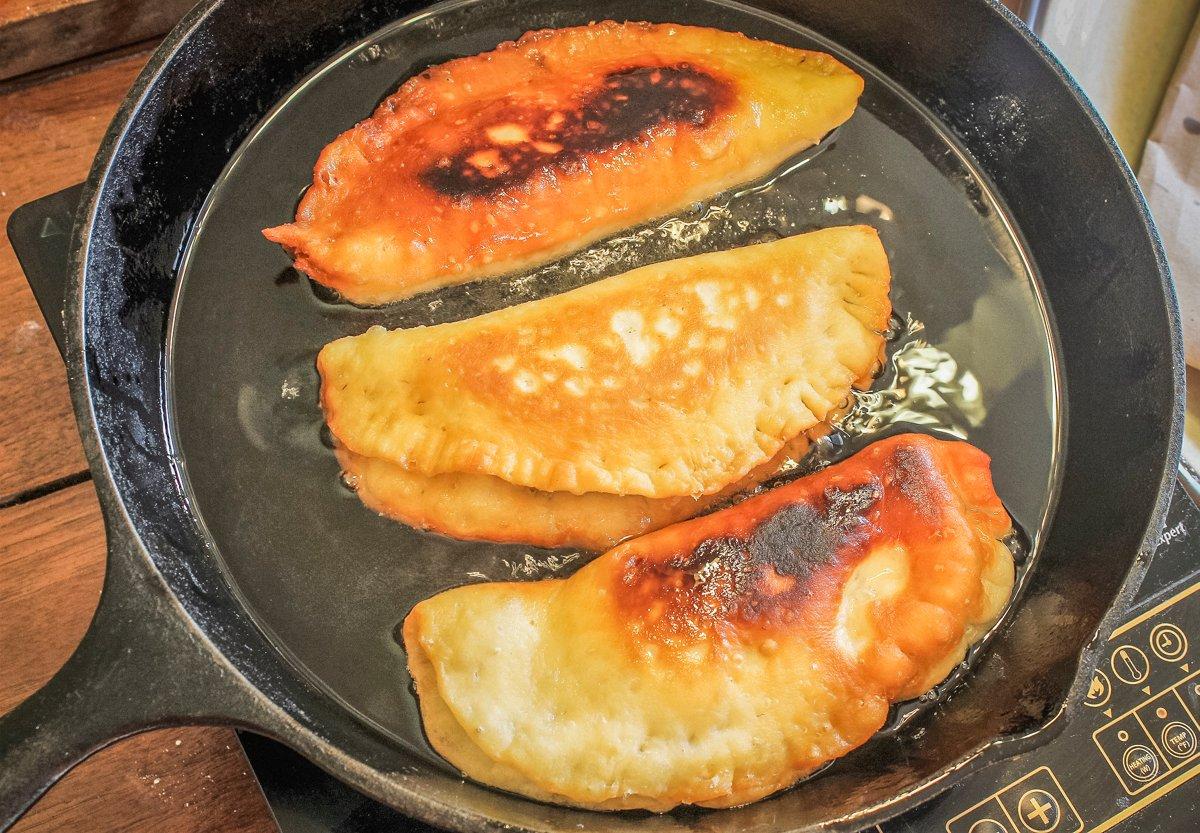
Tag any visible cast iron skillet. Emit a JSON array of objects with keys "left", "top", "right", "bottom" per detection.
[{"left": 0, "top": 0, "right": 1184, "bottom": 831}]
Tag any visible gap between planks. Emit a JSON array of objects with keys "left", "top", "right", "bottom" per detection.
[{"left": 0, "top": 469, "right": 92, "bottom": 510}]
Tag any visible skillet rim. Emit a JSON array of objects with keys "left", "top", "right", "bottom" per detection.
[{"left": 61, "top": 0, "right": 1185, "bottom": 829}]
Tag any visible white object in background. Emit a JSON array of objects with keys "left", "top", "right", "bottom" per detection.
[
  {"left": 1141, "top": 19, "right": 1200, "bottom": 368},
  {"left": 1135, "top": 17, "right": 1200, "bottom": 470},
  {"left": 1038, "top": 0, "right": 1199, "bottom": 164}
]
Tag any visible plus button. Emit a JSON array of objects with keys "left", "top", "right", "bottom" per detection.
[
  {"left": 1016, "top": 788, "right": 1061, "bottom": 832},
  {"left": 1025, "top": 798, "right": 1053, "bottom": 825}
]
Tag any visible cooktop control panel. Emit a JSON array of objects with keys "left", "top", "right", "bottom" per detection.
[{"left": 883, "top": 486, "right": 1200, "bottom": 833}]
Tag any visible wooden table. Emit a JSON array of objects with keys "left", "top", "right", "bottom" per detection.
[{"left": 0, "top": 2, "right": 277, "bottom": 829}]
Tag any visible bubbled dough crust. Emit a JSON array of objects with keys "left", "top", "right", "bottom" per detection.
[
  {"left": 320, "top": 227, "right": 891, "bottom": 499},
  {"left": 263, "top": 21, "right": 864, "bottom": 305},
  {"left": 403, "top": 435, "right": 1014, "bottom": 811},
  {"left": 337, "top": 432, "right": 817, "bottom": 551},
  {"left": 405, "top": 587, "right": 873, "bottom": 811}
]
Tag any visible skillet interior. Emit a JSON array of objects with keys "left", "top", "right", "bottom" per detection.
[
  {"left": 72, "top": 0, "right": 1181, "bottom": 829},
  {"left": 166, "top": 0, "right": 1061, "bottom": 767}
]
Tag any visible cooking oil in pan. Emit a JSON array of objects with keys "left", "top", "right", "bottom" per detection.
[{"left": 166, "top": 0, "right": 1061, "bottom": 772}]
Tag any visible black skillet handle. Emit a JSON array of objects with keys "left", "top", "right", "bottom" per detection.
[
  {"left": 0, "top": 529, "right": 260, "bottom": 829},
  {"left": 0, "top": 187, "right": 263, "bottom": 830}
]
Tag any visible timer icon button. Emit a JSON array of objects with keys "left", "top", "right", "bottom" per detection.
[
  {"left": 1111, "top": 645, "right": 1151, "bottom": 685},
  {"left": 1150, "top": 623, "right": 1188, "bottom": 662}
]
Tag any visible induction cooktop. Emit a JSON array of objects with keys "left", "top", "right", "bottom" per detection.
[{"left": 12, "top": 185, "right": 1200, "bottom": 833}]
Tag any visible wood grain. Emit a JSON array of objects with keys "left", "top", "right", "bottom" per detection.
[
  {"left": 0, "top": 50, "right": 149, "bottom": 504},
  {"left": 0, "top": 0, "right": 189, "bottom": 81},
  {"left": 0, "top": 483, "right": 103, "bottom": 712},
  {"left": 0, "top": 481, "right": 278, "bottom": 833},
  {"left": 11, "top": 730, "right": 278, "bottom": 833}
]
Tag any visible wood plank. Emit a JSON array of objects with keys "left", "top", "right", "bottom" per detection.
[
  {"left": 0, "top": 0, "right": 189, "bottom": 81},
  {"left": 0, "top": 481, "right": 278, "bottom": 832},
  {"left": 11, "top": 729, "right": 279, "bottom": 833},
  {"left": 0, "top": 50, "right": 149, "bottom": 504},
  {"left": 0, "top": 483, "right": 103, "bottom": 711}
]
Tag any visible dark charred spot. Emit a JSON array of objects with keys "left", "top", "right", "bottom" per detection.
[
  {"left": 748, "top": 482, "right": 881, "bottom": 583},
  {"left": 620, "top": 483, "right": 883, "bottom": 637},
  {"left": 421, "top": 63, "right": 733, "bottom": 198},
  {"left": 888, "top": 445, "right": 948, "bottom": 520},
  {"left": 824, "top": 482, "right": 883, "bottom": 532},
  {"left": 749, "top": 504, "right": 831, "bottom": 584},
  {"left": 621, "top": 537, "right": 754, "bottom": 636},
  {"left": 676, "top": 537, "right": 756, "bottom": 604},
  {"left": 609, "top": 437, "right": 998, "bottom": 647}
]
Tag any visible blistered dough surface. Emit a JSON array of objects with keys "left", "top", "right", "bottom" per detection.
[
  {"left": 264, "top": 21, "right": 864, "bottom": 304},
  {"left": 404, "top": 434, "right": 1014, "bottom": 810},
  {"left": 320, "top": 227, "right": 891, "bottom": 499}
]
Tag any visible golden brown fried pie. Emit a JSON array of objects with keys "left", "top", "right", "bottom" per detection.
[
  {"left": 336, "top": 432, "right": 817, "bottom": 551},
  {"left": 320, "top": 227, "right": 891, "bottom": 517},
  {"left": 403, "top": 433, "right": 1015, "bottom": 811},
  {"left": 263, "top": 22, "right": 864, "bottom": 304}
]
